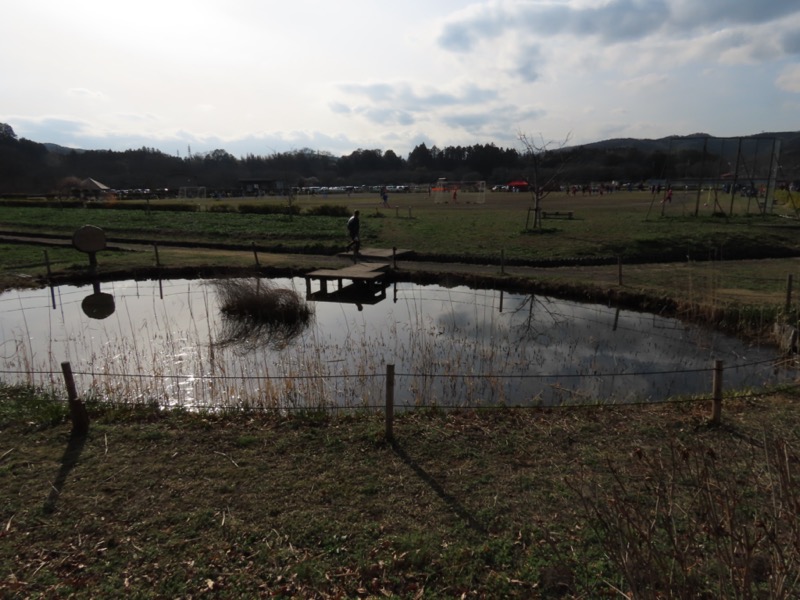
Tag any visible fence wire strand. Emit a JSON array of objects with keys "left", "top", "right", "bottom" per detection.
[{"left": 0, "top": 353, "right": 788, "bottom": 383}]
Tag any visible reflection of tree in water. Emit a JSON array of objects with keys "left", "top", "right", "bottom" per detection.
[
  {"left": 512, "top": 294, "right": 563, "bottom": 342},
  {"left": 212, "top": 278, "right": 314, "bottom": 351}
]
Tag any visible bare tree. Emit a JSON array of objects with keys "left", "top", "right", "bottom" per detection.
[
  {"left": 518, "top": 132, "right": 571, "bottom": 229},
  {"left": 55, "top": 176, "right": 83, "bottom": 200}
]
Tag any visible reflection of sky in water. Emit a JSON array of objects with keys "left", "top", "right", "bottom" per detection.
[{"left": 0, "top": 278, "right": 792, "bottom": 409}]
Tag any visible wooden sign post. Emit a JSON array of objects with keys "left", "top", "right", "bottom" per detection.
[{"left": 72, "top": 225, "right": 107, "bottom": 269}]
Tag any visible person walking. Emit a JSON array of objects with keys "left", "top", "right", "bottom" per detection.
[
  {"left": 346, "top": 209, "right": 360, "bottom": 258},
  {"left": 380, "top": 185, "right": 389, "bottom": 207}
]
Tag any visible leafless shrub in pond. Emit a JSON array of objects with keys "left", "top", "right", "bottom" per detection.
[{"left": 212, "top": 278, "right": 314, "bottom": 351}]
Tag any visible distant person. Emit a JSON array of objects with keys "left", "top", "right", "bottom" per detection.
[
  {"left": 346, "top": 209, "right": 360, "bottom": 255},
  {"left": 381, "top": 186, "right": 389, "bottom": 207},
  {"left": 452, "top": 189, "right": 458, "bottom": 203}
]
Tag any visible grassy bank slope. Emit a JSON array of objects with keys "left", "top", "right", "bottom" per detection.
[{"left": 2, "top": 386, "right": 800, "bottom": 598}]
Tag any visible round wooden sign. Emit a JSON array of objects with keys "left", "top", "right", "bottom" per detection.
[{"left": 72, "top": 225, "right": 107, "bottom": 253}]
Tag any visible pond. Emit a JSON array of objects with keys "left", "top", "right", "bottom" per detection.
[{"left": 0, "top": 277, "right": 793, "bottom": 410}]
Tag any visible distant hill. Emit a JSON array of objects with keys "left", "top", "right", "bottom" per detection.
[
  {"left": 576, "top": 131, "right": 800, "bottom": 159},
  {"left": 43, "top": 143, "right": 83, "bottom": 155}
]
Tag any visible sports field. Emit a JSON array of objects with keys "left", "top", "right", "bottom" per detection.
[{"left": 292, "top": 187, "right": 796, "bottom": 263}]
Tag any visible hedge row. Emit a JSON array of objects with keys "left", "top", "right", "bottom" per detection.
[{"left": 0, "top": 199, "right": 352, "bottom": 217}]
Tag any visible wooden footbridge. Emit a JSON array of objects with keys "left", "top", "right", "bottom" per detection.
[{"left": 304, "top": 247, "right": 412, "bottom": 306}]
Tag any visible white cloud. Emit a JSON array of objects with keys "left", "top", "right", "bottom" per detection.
[{"left": 616, "top": 73, "right": 670, "bottom": 93}]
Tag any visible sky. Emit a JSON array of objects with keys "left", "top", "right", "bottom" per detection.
[{"left": 3, "top": 0, "right": 800, "bottom": 159}]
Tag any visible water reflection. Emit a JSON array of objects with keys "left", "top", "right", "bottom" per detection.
[
  {"left": 0, "top": 278, "right": 793, "bottom": 409},
  {"left": 305, "top": 276, "right": 393, "bottom": 311},
  {"left": 80, "top": 280, "right": 115, "bottom": 320}
]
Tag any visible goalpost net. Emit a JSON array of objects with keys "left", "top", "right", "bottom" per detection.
[
  {"left": 178, "top": 186, "right": 207, "bottom": 199},
  {"left": 432, "top": 179, "right": 486, "bottom": 204}
]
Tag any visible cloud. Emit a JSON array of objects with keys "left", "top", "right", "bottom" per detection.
[
  {"left": 782, "top": 31, "right": 800, "bottom": 55},
  {"left": 436, "top": 0, "right": 800, "bottom": 81},
  {"left": 11, "top": 116, "right": 93, "bottom": 142},
  {"left": 333, "top": 81, "right": 501, "bottom": 134},
  {"left": 438, "top": 0, "right": 668, "bottom": 53},
  {"left": 669, "top": 0, "right": 800, "bottom": 31},
  {"left": 440, "top": 112, "right": 496, "bottom": 130},
  {"left": 339, "top": 82, "right": 396, "bottom": 102},
  {"left": 616, "top": 73, "right": 670, "bottom": 93},
  {"left": 776, "top": 65, "right": 800, "bottom": 93},
  {"left": 441, "top": 102, "right": 547, "bottom": 139},
  {"left": 436, "top": 3, "right": 512, "bottom": 53},
  {"left": 569, "top": 0, "right": 669, "bottom": 42},
  {"left": 186, "top": 130, "right": 371, "bottom": 158},
  {"left": 329, "top": 102, "right": 351, "bottom": 115},
  {"left": 3, "top": 114, "right": 366, "bottom": 158},
  {"left": 6, "top": 1, "right": 800, "bottom": 161},
  {"left": 356, "top": 106, "right": 417, "bottom": 127},
  {"left": 339, "top": 81, "right": 496, "bottom": 110},
  {"left": 66, "top": 88, "right": 107, "bottom": 101},
  {"left": 512, "top": 44, "right": 543, "bottom": 83}
]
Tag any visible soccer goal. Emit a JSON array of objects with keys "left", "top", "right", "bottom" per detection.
[
  {"left": 178, "top": 186, "right": 207, "bottom": 199},
  {"left": 432, "top": 179, "right": 486, "bottom": 204}
]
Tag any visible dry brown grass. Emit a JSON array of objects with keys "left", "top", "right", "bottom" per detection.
[
  {"left": 2, "top": 390, "right": 800, "bottom": 598},
  {"left": 212, "top": 278, "right": 314, "bottom": 350}
]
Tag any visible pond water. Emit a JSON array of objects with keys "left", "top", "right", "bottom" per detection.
[{"left": 0, "top": 277, "right": 793, "bottom": 410}]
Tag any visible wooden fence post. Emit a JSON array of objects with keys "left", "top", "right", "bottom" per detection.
[
  {"left": 385, "top": 364, "right": 395, "bottom": 440},
  {"left": 710, "top": 359, "right": 723, "bottom": 425},
  {"left": 61, "top": 361, "right": 89, "bottom": 435},
  {"left": 392, "top": 246, "right": 397, "bottom": 269},
  {"left": 153, "top": 243, "right": 161, "bottom": 267},
  {"left": 252, "top": 242, "right": 260, "bottom": 267}
]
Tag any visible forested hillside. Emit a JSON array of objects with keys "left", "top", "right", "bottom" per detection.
[{"left": 1, "top": 122, "right": 797, "bottom": 196}]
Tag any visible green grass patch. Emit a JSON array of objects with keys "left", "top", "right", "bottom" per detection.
[
  {"left": 4, "top": 192, "right": 800, "bottom": 263},
  {"left": 0, "top": 382, "right": 67, "bottom": 429}
]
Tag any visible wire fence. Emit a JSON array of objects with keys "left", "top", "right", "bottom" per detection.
[{"left": 3, "top": 353, "right": 794, "bottom": 420}]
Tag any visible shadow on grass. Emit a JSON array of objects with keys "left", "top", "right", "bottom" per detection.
[
  {"left": 43, "top": 432, "right": 87, "bottom": 514},
  {"left": 389, "top": 438, "right": 487, "bottom": 535}
]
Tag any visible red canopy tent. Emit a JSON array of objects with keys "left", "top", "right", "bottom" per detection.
[{"left": 507, "top": 180, "right": 529, "bottom": 190}]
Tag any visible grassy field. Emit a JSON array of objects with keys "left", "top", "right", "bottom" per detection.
[{"left": 2, "top": 190, "right": 799, "bottom": 261}]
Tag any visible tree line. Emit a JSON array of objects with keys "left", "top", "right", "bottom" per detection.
[{"left": 0, "top": 122, "right": 794, "bottom": 196}]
